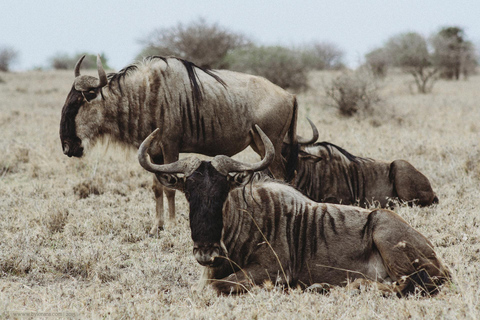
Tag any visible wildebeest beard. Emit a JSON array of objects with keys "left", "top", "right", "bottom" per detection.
[{"left": 184, "top": 161, "right": 230, "bottom": 247}]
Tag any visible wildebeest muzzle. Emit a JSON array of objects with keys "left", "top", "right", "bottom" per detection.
[
  {"left": 193, "top": 242, "right": 222, "bottom": 267},
  {"left": 62, "top": 137, "right": 83, "bottom": 158}
]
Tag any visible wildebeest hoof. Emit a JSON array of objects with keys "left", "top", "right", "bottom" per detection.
[
  {"left": 148, "top": 226, "right": 164, "bottom": 238},
  {"left": 306, "top": 283, "right": 331, "bottom": 294}
]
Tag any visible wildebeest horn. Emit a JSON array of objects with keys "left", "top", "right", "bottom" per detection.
[
  {"left": 138, "top": 129, "right": 201, "bottom": 175},
  {"left": 211, "top": 125, "right": 275, "bottom": 175},
  {"left": 297, "top": 118, "right": 319, "bottom": 145},
  {"left": 73, "top": 54, "right": 108, "bottom": 90},
  {"left": 96, "top": 54, "right": 108, "bottom": 88},
  {"left": 74, "top": 55, "right": 86, "bottom": 77}
]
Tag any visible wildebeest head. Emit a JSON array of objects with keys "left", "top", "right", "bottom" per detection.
[
  {"left": 138, "top": 125, "right": 274, "bottom": 267},
  {"left": 59, "top": 54, "right": 108, "bottom": 157}
]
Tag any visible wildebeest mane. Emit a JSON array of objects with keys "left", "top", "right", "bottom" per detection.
[
  {"left": 238, "top": 172, "right": 294, "bottom": 209},
  {"left": 106, "top": 56, "right": 227, "bottom": 105},
  {"left": 177, "top": 58, "right": 227, "bottom": 106},
  {"left": 106, "top": 64, "right": 140, "bottom": 95},
  {"left": 313, "top": 141, "right": 371, "bottom": 164}
]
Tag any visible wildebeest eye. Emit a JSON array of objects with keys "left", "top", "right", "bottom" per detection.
[{"left": 83, "top": 90, "right": 97, "bottom": 102}]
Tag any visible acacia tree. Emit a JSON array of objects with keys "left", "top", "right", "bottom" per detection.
[
  {"left": 385, "top": 32, "right": 437, "bottom": 93},
  {"left": 138, "top": 18, "right": 251, "bottom": 69}
]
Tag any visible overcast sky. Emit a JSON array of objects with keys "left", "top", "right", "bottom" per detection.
[{"left": 1, "top": 1, "right": 479, "bottom": 71}]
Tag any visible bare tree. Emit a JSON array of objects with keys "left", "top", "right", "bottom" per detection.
[
  {"left": 0, "top": 45, "right": 19, "bottom": 72},
  {"left": 386, "top": 32, "right": 437, "bottom": 93},
  {"left": 138, "top": 18, "right": 251, "bottom": 69}
]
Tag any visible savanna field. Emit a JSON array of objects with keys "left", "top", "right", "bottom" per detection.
[{"left": 0, "top": 68, "right": 479, "bottom": 319}]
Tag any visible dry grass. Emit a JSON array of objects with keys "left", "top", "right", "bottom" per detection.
[{"left": 0, "top": 68, "right": 479, "bottom": 319}]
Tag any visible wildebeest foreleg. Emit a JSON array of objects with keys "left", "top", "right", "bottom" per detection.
[
  {"left": 151, "top": 181, "right": 177, "bottom": 235},
  {"left": 211, "top": 263, "right": 272, "bottom": 295},
  {"left": 149, "top": 150, "right": 178, "bottom": 235},
  {"left": 370, "top": 209, "right": 450, "bottom": 296},
  {"left": 163, "top": 150, "right": 179, "bottom": 226},
  {"left": 151, "top": 176, "right": 165, "bottom": 235}
]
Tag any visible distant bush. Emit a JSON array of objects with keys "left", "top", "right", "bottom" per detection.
[
  {"left": 0, "top": 45, "right": 19, "bottom": 72},
  {"left": 138, "top": 18, "right": 250, "bottom": 69},
  {"left": 50, "top": 52, "right": 110, "bottom": 70},
  {"left": 299, "top": 41, "right": 345, "bottom": 70},
  {"left": 225, "top": 46, "right": 309, "bottom": 91},
  {"left": 431, "top": 26, "right": 478, "bottom": 80},
  {"left": 365, "top": 47, "right": 389, "bottom": 78},
  {"left": 324, "top": 67, "right": 381, "bottom": 117}
]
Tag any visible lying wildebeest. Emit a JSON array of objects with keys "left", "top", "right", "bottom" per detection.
[
  {"left": 294, "top": 142, "right": 439, "bottom": 207},
  {"left": 282, "top": 123, "right": 438, "bottom": 207},
  {"left": 59, "top": 54, "right": 303, "bottom": 235},
  {"left": 138, "top": 125, "right": 450, "bottom": 296}
]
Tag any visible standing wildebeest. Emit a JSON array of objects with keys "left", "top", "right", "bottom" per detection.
[
  {"left": 59, "top": 54, "right": 301, "bottom": 235},
  {"left": 291, "top": 141, "right": 439, "bottom": 207},
  {"left": 138, "top": 126, "right": 450, "bottom": 296}
]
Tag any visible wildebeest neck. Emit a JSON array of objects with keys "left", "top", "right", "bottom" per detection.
[{"left": 185, "top": 161, "right": 229, "bottom": 265}]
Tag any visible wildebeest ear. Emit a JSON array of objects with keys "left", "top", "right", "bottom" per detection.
[
  {"left": 228, "top": 171, "right": 254, "bottom": 187},
  {"left": 299, "top": 150, "right": 322, "bottom": 163},
  {"left": 155, "top": 173, "right": 185, "bottom": 191}
]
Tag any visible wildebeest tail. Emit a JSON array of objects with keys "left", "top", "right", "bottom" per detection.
[{"left": 284, "top": 98, "right": 299, "bottom": 182}]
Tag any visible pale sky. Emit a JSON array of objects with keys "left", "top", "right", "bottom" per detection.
[{"left": 1, "top": 0, "right": 479, "bottom": 71}]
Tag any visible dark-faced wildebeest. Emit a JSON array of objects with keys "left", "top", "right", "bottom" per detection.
[
  {"left": 291, "top": 142, "right": 439, "bottom": 207},
  {"left": 138, "top": 125, "right": 450, "bottom": 296},
  {"left": 59, "top": 54, "right": 302, "bottom": 235}
]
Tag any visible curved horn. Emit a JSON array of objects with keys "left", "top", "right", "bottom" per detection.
[
  {"left": 297, "top": 118, "right": 319, "bottom": 145},
  {"left": 95, "top": 54, "right": 108, "bottom": 88},
  {"left": 212, "top": 125, "right": 275, "bottom": 175},
  {"left": 138, "top": 129, "right": 197, "bottom": 174},
  {"left": 74, "top": 55, "right": 86, "bottom": 77}
]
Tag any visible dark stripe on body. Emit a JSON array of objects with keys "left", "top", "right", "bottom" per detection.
[{"left": 307, "top": 205, "right": 318, "bottom": 257}]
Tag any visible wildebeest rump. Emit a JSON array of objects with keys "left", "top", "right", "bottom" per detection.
[
  {"left": 59, "top": 54, "right": 301, "bottom": 235},
  {"left": 138, "top": 126, "right": 450, "bottom": 296},
  {"left": 292, "top": 141, "right": 439, "bottom": 207}
]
